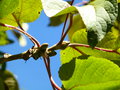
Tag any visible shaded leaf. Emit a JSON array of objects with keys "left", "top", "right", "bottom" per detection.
[
  {"left": 117, "top": 3, "right": 120, "bottom": 22},
  {"left": 0, "top": 77, "right": 5, "bottom": 90},
  {"left": 48, "top": 15, "right": 66, "bottom": 26},
  {"left": 60, "top": 49, "right": 120, "bottom": 90},
  {"left": 0, "top": 31, "right": 13, "bottom": 45},
  {"left": 0, "top": 0, "right": 19, "bottom": 18},
  {"left": 0, "top": 70, "right": 19, "bottom": 90}
]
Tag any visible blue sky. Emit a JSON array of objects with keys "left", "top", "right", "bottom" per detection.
[
  {"left": 0, "top": 0, "right": 85, "bottom": 89},
  {"left": 0, "top": 11, "right": 63, "bottom": 90}
]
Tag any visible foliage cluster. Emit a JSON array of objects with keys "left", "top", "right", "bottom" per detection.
[{"left": 0, "top": 0, "right": 120, "bottom": 90}]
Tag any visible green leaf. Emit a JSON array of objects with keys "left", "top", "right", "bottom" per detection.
[
  {"left": 48, "top": 15, "right": 66, "bottom": 26},
  {"left": 13, "top": 0, "right": 42, "bottom": 23},
  {"left": 0, "top": 70, "right": 19, "bottom": 90},
  {"left": 0, "top": 0, "right": 19, "bottom": 18},
  {"left": 117, "top": 3, "right": 120, "bottom": 22},
  {"left": 68, "top": 14, "right": 85, "bottom": 40},
  {"left": 71, "top": 28, "right": 120, "bottom": 60},
  {"left": 118, "top": 0, "right": 120, "bottom": 3},
  {"left": 0, "top": 78, "right": 5, "bottom": 90},
  {"left": 0, "top": 31, "right": 13, "bottom": 45},
  {"left": 75, "top": 0, "right": 118, "bottom": 47},
  {"left": 0, "top": 14, "right": 18, "bottom": 31},
  {"left": 0, "top": 0, "right": 42, "bottom": 31},
  {"left": 60, "top": 49, "right": 120, "bottom": 89}
]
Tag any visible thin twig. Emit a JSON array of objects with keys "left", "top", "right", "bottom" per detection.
[
  {"left": 58, "top": 14, "right": 73, "bottom": 45},
  {"left": 61, "top": 14, "right": 69, "bottom": 38},
  {"left": 71, "top": 46, "right": 87, "bottom": 55},
  {"left": 70, "top": 0, "right": 75, "bottom": 5},
  {"left": 75, "top": 0, "right": 88, "bottom": 6},
  {"left": 58, "top": 0, "right": 75, "bottom": 45},
  {"left": 43, "top": 57, "right": 61, "bottom": 90},
  {"left": 69, "top": 43, "right": 120, "bottom": 55},
  {"left": 43, "top": 57, "right": 55, "bottom": 90},
  {"left": 47, "top": 57, "right": 61, "bottom": 90},
  {"left": 0, "top": 23, "right": 40, "bottom": 47},
  {"left": 12, "top": 13, "right": 24, "bottom": 31}
]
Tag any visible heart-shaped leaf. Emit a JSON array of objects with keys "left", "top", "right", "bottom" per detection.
[
  {"left": 60, "top": 48, "right": 120, "bottom": 89},
  {"left": 70, "top": 27, "right": 120, "bottom": 60},
  {"left": 75, "top": 0, "right": 118, "bottom": 47}
]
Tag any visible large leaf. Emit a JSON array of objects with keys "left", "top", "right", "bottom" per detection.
[
  {"left": 71, "top": 27, "right": 120, "bottom": 60},
  {"left": 0, "top": 14, "right": 18, "bottom": 31},
  {"left": 42, "top": 0, "right": 118, "bottom": 47},
  {"left": 75, "top": 0, "right": 118, "bottom": 47},
  {"left": 0, "top": 31, "right": 13, "bottom": 45},
  {"left": 0, "top": 0, "right": 42, "bottom": 31},
  {"left": 13, "top": 0, "right": 42, "bottom": 23},
  {"left": 60, "top": 48, "right": 120, "bottom": 89},
  {"left": 0, "top": 0, "right": 19, "bottom": 18}
]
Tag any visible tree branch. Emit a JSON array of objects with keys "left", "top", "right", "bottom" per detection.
[
  {"left": 69, "top": 43, "right": 120, "bottom": 55},
  {"left": 12, "top": 13, "right": 25, "bottom": 31},
  {"left": 0, "top": 53, "right": 26, "bottom": 64},
  {"left": 71, "top": 46, "right": 87, "bottom": 55},
  {"left": 57, "top": 14, "right": 73, "bottom": 45},
  {"left": 0, "top": 23, "right": 40, "bottom": 47},
  {"left": 58, "top": 0, "right": 75, "bottom": 45}
]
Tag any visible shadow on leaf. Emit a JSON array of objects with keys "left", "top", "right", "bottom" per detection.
[{"left": 59, "top": 58, "right": 75, "bottom": 80}]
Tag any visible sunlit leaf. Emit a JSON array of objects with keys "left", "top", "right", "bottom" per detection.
[
  {"left": 75, "top": 0, "right": 118, "bottom": 47},
  {"left": 71, "top": 28, "right": 120, "bottom": 60},
  {"left": 118, "top": 0, "right": 120, "bottom": 3},
  {"left": 0, "top": 0, "right": 42, "bottom": 31},
  {"left": 13, "top": 0, "right": 42, "bottom": 23},
  {"left": 60, "top": 48, "right": 120, "bottom": 89},
  {"left": 0, "top": 0, "right": 19, "bottom": 18},
  {"left": 68, "top": 14, "right": 85, "bottom": 40}
]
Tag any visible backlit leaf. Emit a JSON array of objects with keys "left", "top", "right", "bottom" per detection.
[
  {"left": 0, "top": 0, "right": 19, "bottom": 18},
  {"left": 60, "top": 48, "right": 120, "bottom": 89},
  {"left": 71, "top": 28, "right": 120, "bottom": 60},
  {"left": 13, "top": 0, "right": 42, "bottom": 23}
]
